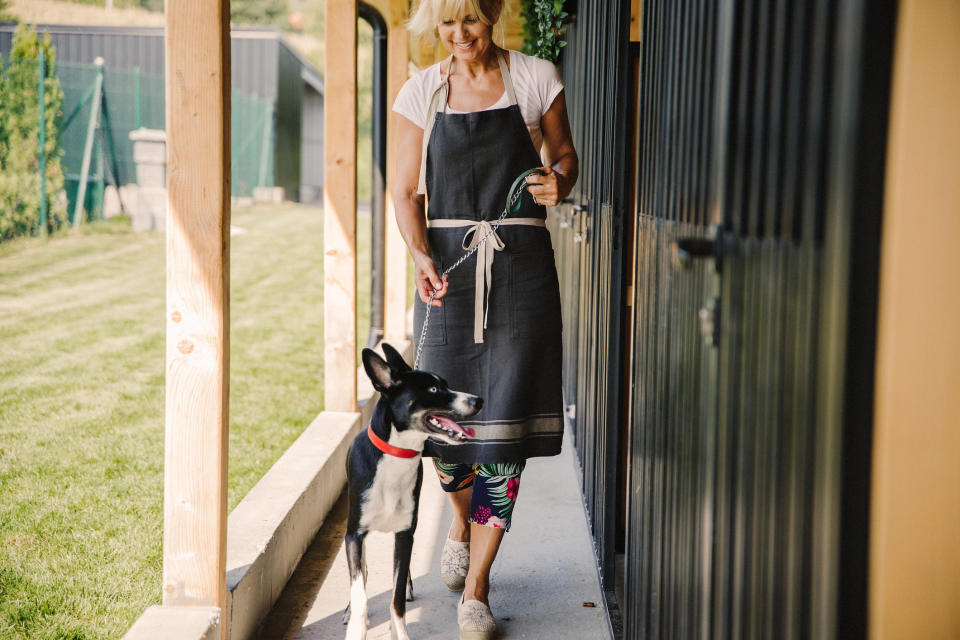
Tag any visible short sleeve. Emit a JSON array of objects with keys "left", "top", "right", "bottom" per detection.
[
  {"left": 532, "top": 56, "right": 564, "bottom": 117},
  {"left": 393, "top": 75, "right": 427, "bottom": 129}
]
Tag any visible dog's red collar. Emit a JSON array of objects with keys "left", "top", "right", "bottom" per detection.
[{"left": 368, "top": 425, "right": 419, "bottom": 458}]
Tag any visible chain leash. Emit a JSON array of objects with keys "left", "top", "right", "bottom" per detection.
[{"left": 413, "top": 169, "right": 544, "bottom": 370}]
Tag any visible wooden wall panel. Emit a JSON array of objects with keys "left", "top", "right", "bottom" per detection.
[{"left": 870, "top": 2, "right": 960, "bottom": 638}]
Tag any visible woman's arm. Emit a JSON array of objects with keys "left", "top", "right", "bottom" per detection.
[
  {"left": 392, "top": 114, "right": 448, "bottom": 306},
  {"left": 526, "top": 90, "right": 579, "bottom": 206}
]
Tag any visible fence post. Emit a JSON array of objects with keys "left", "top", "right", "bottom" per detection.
[
  {"left": 73, "top": 57, "right": 104, "bottom": 228},
  {"left": 38, "top": 48, "right": 47, "bottom": 235}
]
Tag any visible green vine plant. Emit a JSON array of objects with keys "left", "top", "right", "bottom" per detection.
[{"left": 519, "top": 0, "right": 570, "bottom": 63}]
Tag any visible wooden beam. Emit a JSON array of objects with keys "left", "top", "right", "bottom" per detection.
[
  {"left": 630, "top": 0, "right": 642, "bottom": 43},
  {"left": 162, "top": 1, "right": 230, "bottom": 632},
  {"left": 384, "top": 0, "right": 410, "bottom": 343},
  {"left": 324, "top": 0, "right": 359, "bottom": 411},
  {"left": 870, "top": 2, "right": 960, "bottom": 638}
]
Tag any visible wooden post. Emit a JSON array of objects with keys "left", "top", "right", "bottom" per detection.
[
  {"left": 324, "top": 0, "right": 359, "bottom": 410},
  {"left": 870, "top": 2, "right": 960, "bottom": 638},
  {"left": 630, "top": 0, "right": 643, "bottom": 43},
  {"left": 162, "top": 2, "right": 231, "bottom": 635},
  {"left": 383, "top": 0, "right": 410, "bottom": 343}
]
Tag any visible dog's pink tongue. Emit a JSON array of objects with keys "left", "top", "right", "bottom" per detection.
[{"left": 432, "top": 415, "right": 475, "bottom": 438}]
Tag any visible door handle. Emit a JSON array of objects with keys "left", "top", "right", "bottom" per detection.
[{"left": 671, "top": 226, "right": 737, "bottom": 270}]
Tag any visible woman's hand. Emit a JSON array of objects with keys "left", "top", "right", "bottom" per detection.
[
  {"left": 525, "top": 166, "right": 564, "bottom": 207},
  {"left": 414, "top": 253, "right": 449, "bottom": 306}
]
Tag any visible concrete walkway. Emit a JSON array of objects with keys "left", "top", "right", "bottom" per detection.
[{"left": 258, "top": 430, "right": 612, "bottom": 640}]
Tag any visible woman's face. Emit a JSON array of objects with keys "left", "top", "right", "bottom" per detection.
[{"left": 437, "top": 13, "right": 495, "bottom": 62}]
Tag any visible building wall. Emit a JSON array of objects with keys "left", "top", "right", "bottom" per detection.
[
  {"left": 275, "top": 43, "right": 303, "bottom": 202},
  {"left": 301, "top": 85, "right": 324, "bottom": 204},
  {"left": 0, "top": 25, "right": 322, "bottom": 200}
]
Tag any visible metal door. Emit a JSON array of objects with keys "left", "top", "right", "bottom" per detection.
[{"left": 626, "top": 1, "right": 896, "bottom": 639}]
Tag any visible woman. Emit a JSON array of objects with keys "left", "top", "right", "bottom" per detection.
[{"left": 392, "top": 0, "right": 578, "bottom": 637}]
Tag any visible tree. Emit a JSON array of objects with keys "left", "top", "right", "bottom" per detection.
[
  {"left": 0, "top": 0, "right": 15, "bottom": 22},
  {"left": 0, "top": 25, "right": 67, "bottom": 239},
  {"left": 230, "top": 0, "right": 288, "bottom": 26}
]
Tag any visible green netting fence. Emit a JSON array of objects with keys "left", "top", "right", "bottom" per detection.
[{"left": 3, "top": 55, "right": 275, "bottom": 234}]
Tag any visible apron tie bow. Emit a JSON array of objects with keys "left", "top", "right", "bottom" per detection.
[{"left": 462, "top": 220, "right": 505, "bottom": 344}]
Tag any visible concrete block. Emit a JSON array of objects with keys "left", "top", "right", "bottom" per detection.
[
  {"left": 121, "top": 606, "right": 220, "bottom": 640},
  {"left": 119, "top": 184, "right": 139, "bottom": 215},
  {"left": 130, "top": 129, "right": 167, "bottom": 166},
  {"left": 136, "top": 163, "right": 166, "bottom": 189},
  {"left": 132, "top": 187, "right": 167, "bottom": 232},
  {"left": 103, "top": 186, "right": 122, "bottom": 218},
  {"left": 299, "top": 185, "right": 321, "bottom": 204},
  {"left": 253, "top": 186, "right": 284, "bottom": 203}
]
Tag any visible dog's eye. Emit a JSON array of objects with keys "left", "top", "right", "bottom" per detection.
[{"left": 429, "top": 386, "right": 438, "bottom": 394}]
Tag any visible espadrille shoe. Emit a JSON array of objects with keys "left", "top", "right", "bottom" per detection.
[
  {"left": 458, "top": 595, "right": 496, "bottom": 640},
  {"left": 440, "top": 538, "right": 470, "bottom": 591}
]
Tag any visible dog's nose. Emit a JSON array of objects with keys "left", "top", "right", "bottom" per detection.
[{"left": 471, "top": 396, "right": 484, "bottom": 411}]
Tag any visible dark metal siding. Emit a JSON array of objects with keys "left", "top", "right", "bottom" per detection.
[
  {"left": 0, "top": 25, "right": 289, "bottom": 101},
  {"left": 549, "top": 0, "right": 631, "bottom": 619},
  {"left": 274, "top": 44, "right": 302, "bottom": 201},
  {"left": 301, "top": 85, "right": 324, "bottom": 203},
  {"left": 231, "top": 33, "right": 280, "bottom": 101},
  {"left": 0, "top": 25, "right": 165, "bottom": 72},
  {"left": 553, "top": 0, "right": 897, "bottom": 638},
  {"left": 0, "top": 25, "right": 322, "bottom": 200}
]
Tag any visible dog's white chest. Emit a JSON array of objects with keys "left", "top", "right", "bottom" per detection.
[{"left": 359, "top": 456, "right": 419, "bottom": 533}]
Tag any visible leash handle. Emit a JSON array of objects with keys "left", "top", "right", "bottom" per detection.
[
  {"left": 414, "top": 169, "right": 546, "bottom": 369},
  {"left": 507, "top": 168, "right": 547, "bottom": 214}
]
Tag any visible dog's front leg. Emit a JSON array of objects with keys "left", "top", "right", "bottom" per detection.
[
  {"left": 344, "top": 530, "right": 369, "bottom": 640},
  {"left": 390, "top": 529, "right": 415, "bottom": 640}
]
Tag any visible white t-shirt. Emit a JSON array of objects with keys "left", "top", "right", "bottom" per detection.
[{"left": 392, "top": 49, "right": 564, "bottom": 151}]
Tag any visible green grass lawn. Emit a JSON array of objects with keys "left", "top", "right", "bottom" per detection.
[{"left": 0, "top": 202, "right": 372, "bottom": 639}]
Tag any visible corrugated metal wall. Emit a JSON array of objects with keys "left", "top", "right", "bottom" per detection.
[
  {"left": 550, "top": 0, "right": 632, "bottom": 615},
  {"left": 301, "top": 86, "right": 324, "bottom": 203},
  {"left": 0, "top": 25, "right": 321, "bottom": 201},
  {"left": 552, "top": 0, "right": 897, "bottom": 638}
]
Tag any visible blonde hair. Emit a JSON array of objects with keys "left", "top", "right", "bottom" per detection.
[{"left": 408, "top": 0, "right": 506, "bottom": 46}]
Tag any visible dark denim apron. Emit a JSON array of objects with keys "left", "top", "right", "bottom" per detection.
[{"left": 414, "top": 50, "right": 563, "bottom": 463}]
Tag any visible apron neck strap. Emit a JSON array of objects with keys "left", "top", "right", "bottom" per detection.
[
  {"left": 417, "top": 50, "right": 518, "bottom": 195},
  {"left": 495, "top": 50, "right": 518, "bottom": 106}
]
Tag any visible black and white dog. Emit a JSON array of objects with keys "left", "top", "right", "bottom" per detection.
[{"left": 343, "top": 344, "right": 482, "bottom": 640}]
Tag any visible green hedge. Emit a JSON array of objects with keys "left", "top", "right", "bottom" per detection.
[{"left": 0, "top": 25, "right": 67, "bottom": 241}]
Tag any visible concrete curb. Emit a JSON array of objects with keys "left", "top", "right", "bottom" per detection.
[{"left": 122, "top": 606, "right": 220, "bottom": 640}]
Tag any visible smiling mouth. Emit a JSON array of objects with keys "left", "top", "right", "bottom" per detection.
[
  {"left": 455, "top": 41, "right": 475, "bottom": 49},
  {"left": 427, "top": 415, "right": 475, "bottom": 440}
]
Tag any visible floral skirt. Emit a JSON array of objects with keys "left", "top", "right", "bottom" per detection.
[{"left": 432, "top": 460, "right": 526, "bottom": 531}]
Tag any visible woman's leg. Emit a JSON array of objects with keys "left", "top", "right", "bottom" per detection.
[
  {"left": 463, "top": 523, "right": 504, "bottom": 605},
  {"left": 462, "top": 462, "right": 525, "bottom": 605},
  {"left": 434, "top": 460, "right": 477, "bottom": 591},
  {"left": 447, "top": 485, "right": 473, "bottom": 542},
  {"left": 433, "top": 460, "right": 475, "bottom": 541}
]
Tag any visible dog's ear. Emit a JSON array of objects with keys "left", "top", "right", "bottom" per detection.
[
  {"left": 380, "top": 343, "right": 412, "bottom": 373},
  {"left": 362, "top": 348, "right": 395, "bottom": 393}
]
